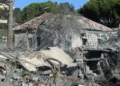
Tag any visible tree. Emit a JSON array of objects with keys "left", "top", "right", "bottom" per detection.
[
  {"left": 0, "top": 3, "right": 9, "bottom": 19},
  {"left": 20, "top": 1, "right": 57, "bottom": 23},
  {"left": 0, "top": 8, "right": 8, "bottom": 19},
  {"left": 55, "top": 2, "right": 75, "bottom": 14},
  {"left": 78, "top": 0, "right": 120, "bottom": 28},
  {"left": 19, "top": 1, "right": 75, "bottom": 24},
  {"left": 13, "top": 8, "right": 21, "bottom": 23},
  {"left": 79, "top": 1, "right": 99, "bottom": 22}
]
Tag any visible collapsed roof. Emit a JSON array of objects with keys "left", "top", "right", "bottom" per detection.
[{"left": 13, "top": 13, "right": 112, "bottom": 32}]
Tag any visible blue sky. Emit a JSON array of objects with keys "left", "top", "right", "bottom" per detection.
[{"left": 14, "top": 0, "right": 89, "bottom": 10}]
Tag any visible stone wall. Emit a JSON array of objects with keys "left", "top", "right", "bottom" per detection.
[{"left": 14, "top": 33, "right": 37, "bottom": 50}]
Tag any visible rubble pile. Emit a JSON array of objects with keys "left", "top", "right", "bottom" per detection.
[
  {"left": 0, "top": 46, "right": 119, "bottom": 86},
  {"left": 0, "top": 47, "right": 76, "bottom": 86},
  {"left": 0, "top": 31, "right": 120, "bottom": 86}
]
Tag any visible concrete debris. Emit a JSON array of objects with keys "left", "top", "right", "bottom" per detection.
[
  {"left": 0, "top": 45, "right": 119, "bottom": 86},
  {"left": 13, "top": 47, "right": 76, "bottom": 72},
  {"left": 19, "top": 57, "right": 50, "bottom": 72},
  {"left": 39, "top": 47, "right": 76, "bottom": 67}
]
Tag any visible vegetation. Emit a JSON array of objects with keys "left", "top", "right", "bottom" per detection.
[
  {"left": 0, "top": 0, "right": 7, "bottom": 3},
  {"left": 19, "top": 1, "right": 57, "bottom": 23},
  {"left": 78, "top": 0, "right": 120, "bottom": 28},
  {"left": 15, "top": 1, "right": 75, "bottom": 24},
  {"left": 0, "top": 2, "right": 9, "bottom": 19},
  {"left": 0, "top": 1, "right": 8, "bottom": 36},
  {"left": 55, "top": 2, "right": 75, "bottom": 15},
  {"left": 0, "top": 23, "right": 7, "bottom": 29},
  {"left": 0, "top": 29, "right": 7, "bottom": 36},
  {"left": 2, "top": 0, "right": 120, "bottom": 29},
  {"left": 13, "top": 8, "right": 21, "bottom": 23},
  {"left": 0, "top": 8, "right": 8, "bottom": 19}
]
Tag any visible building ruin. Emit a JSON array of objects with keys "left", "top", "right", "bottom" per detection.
[{"left": 13, "top": 13, "right": 112, "bottom": 51}]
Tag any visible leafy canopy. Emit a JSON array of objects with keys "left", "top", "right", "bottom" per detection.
[
  {"left": 20, "top": 1, "right": 57, "bottom": 23},
  {"left": 79, "top": 0, "right": 120, "bottom": 28},
  {"left": 18, "top": 1, "right": 75, "bottom": 24}
]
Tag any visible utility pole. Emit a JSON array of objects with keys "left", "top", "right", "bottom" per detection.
[
  {"left": 7, "top": 0, "right": 14, "bottom": 50},
  {"left": 4, "top": 0, "right": 14, "bottom": 83}
]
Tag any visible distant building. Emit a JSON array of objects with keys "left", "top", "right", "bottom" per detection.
[
  {"left": 0, "top": 19, "right": 7, "bottom": 24},
  {"left": 13, "top": 13, "right": 112, "bottom": 50}
]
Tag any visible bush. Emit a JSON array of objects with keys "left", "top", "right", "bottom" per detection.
[{"left": 0, "top": 23, "right": 8, "bottom": 29}]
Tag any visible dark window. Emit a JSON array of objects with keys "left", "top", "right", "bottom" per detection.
[
  {"left": 98, "top": 39, "right": 104, "bottom": 45},
  {"left": 37, "top": 37, "right": 41, "bottom": 47},
  {"left": 28, "top": 38, "right": 32, "bottom": 48},
  {"left": 81, "top": 33, "right": 85, "bottom": 36},
  {"left": 82, "top": 39, "right": 87, "bottom": 45}
]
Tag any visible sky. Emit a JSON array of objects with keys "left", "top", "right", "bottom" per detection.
[{"left": 14, "top": 0, "right": 89, "bottom": 10}]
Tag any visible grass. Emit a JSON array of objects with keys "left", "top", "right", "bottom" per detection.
[{"left": 0, "top": 29, "right": 7, "bottom": 36}]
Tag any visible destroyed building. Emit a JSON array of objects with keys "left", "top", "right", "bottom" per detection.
[
  {"left": 13, "top": 13, "right": 112, "bottom": 51},
  {"left": 0, "top": 13, "right": 114, "bottom": 86},
  {"left": 0, "top": 14, "right": 118, "bottom": 85}
]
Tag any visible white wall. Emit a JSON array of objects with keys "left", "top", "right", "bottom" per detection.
[
  {"left": 71, "top": 35, "right": 82, "bottom": 49},
  {"left": 0, "top": 20, "right": 7, "bottom": 24}
]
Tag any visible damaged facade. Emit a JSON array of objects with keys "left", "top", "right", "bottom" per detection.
[{"left": 13, "top": 13, "right": 112, "bottom": 50}]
